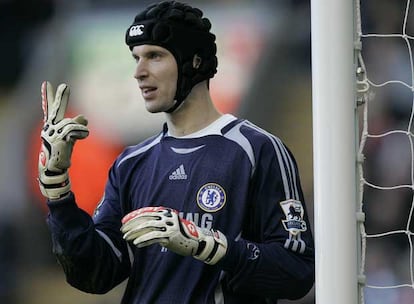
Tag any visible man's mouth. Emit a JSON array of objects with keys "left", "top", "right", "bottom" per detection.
[{"left": 141, "top": 87, "right": 157, "bottom": 99}]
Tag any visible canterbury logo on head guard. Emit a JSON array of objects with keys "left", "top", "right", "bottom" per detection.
[
  {"left": 125, "top": 1, "right": 218, "bottom": 113},
  {"left": 129, "top": 25, "right": 145, "bottom": 37}
]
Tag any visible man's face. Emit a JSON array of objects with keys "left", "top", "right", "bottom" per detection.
[{"left": 132, "top": 45, "right": 178, "bottom": 113}]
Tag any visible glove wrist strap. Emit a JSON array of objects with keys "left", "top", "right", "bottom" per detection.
[
  {"left": 39, "top": 170, "right": 71, "bottom": 200},
  {"left": 194, "top": 229, "right": 227, "bottom": 265}
]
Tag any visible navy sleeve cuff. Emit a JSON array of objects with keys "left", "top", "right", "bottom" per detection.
[
  {"left": 47, "top": 191, "right": 92, "bottom": 230},
  {"left": 217, "top": 238, "right": 245, "bottom": 271}
]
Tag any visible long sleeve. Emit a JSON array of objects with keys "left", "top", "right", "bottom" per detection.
[
  {"left": 219, "top": 235, "right": 314, "bottom": 300},
  {"left": 46, "top": 192, "right": 131, "bottom": 294},
  {"left": 217, "top": 127, "right": 314, "bottom": 301}
]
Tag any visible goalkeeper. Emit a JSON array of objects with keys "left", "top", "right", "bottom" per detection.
[{"left": 39, "top": 1, "right": 314, "bottom": 303}]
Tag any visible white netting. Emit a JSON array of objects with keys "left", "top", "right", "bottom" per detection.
[{"left": 356, "top": 0, "right": 414, "bottom": 303}]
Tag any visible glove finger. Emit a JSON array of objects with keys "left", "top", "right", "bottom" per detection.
[
  {"left": 135, "top": 237, "right": 166, "bottom": 248},
  {"left": 72, "top": 114, "right": 88, "bottom": 126},
  {"left": 121, "top": 206, "right": 169, "bottom": 225},
  {"left": 66, "top": 115, "right": 89, "bottom": 141},
  {"left": 41, "top": 81, "right": 54, "bottom": 123},
  {"left": 121, "top": 217, "right": 148, "bottom": 234},
  {"left": 121, "top": 210, "right": 167, "bottom": 233},
  {"left": 67, "top": 130, "right": 89, "bottom": 141},
  {"left": 133, "top": 231, "right": 169, "bottom": 248},
  {"left": 121, "top": 214, "right": 167, "bottom": 235},
  {"left": 51, "top": 83, "right": 70, "bottom": 124},
  {"left": 57, "top": 121, "right": 89, "bottom": 141},
  {"left": 122, "top": 218, "right": 165, "bottom": 238},
  {"left": 123, "top": 225, "right": 156, "bottom": 242}
]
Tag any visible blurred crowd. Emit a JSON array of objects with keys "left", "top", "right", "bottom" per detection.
[
  {"left": 1, "top": 0, "right": 412, "bottom": 303},
  {"left": 359, "top": 0, "right": 414, "bottom": 303}
]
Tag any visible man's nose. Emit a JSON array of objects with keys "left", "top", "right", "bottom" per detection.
[{"left": 134, "top": 60, "right": 149, "bottom": 80}]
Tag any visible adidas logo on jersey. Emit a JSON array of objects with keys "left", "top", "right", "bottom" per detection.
[{"left": 169, "top": 164, "right": 188, "bottom": 180}]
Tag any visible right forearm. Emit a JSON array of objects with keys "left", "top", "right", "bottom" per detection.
[{"left": 47, "top": 192, "right": 130, "bottom": 293}]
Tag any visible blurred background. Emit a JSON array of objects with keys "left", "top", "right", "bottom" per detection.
[
  {"left": 358, "top": 1, "right": 414, "bottom": 304},
  {"left": 0, "top": 1, "right": 313, "bottom": 303},
  {"left": 0, "top": 0, "right": 412, "bottom": 303}
]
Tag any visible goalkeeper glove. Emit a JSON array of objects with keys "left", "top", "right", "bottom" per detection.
[
  {"left": 38, "top": 81, "right": 89, "bottom": 200},
  {"left": 121, "top": 207, "right": 228, "bottom": 265}
]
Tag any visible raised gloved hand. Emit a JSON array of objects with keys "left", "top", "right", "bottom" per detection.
[
  {"left": 121, "top": 207, "right": 228, "bottom": 265},
  {"left": 38, "top": 81, "right": 89, "bottom": 200}
]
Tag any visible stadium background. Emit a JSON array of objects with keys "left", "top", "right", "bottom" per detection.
[{"left": 0, "top": 0, "right": 407, "bottom": 303}]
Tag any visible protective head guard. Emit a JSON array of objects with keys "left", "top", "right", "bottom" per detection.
[{"left": 125, "top": 1, "right": 218, "bottom": 113}]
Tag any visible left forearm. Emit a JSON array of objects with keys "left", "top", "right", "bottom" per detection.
[{"left": 218, "top": 238, "right": 314, "bottom": 300}]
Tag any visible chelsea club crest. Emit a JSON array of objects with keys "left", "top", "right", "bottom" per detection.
[{"left": 197, "top": 183, "right": 226, "bottom": 212}]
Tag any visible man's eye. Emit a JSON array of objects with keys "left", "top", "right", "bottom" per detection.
[{"left": 149, "top": 52, "right": 161, "bottom": 59}]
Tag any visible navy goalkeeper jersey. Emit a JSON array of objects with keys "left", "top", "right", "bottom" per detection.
[{"left": 46, "top": 114, "right": 314, "bottom": 304}]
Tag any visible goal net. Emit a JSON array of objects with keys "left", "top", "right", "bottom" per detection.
[
  {"left": 312, "top": 0, "right": 414, "bottom": 303},
  {"left": 356, "top": 0, "right": 414, "bottom": 303}
]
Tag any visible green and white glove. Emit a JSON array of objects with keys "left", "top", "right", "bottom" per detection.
[
  {"left": 38, "top": 81, "right": 89, "bottom": 200},
  {"left": 121, "top": 207, "right": 228, "bottom": 265}
]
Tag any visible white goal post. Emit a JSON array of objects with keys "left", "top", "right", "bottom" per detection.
[{"left": 311, "top": 0, "right": 359, "bottom": 303}]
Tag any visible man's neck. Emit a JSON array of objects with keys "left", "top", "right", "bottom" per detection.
[{"left": 166, "top": 83, "right": 222, "bottom": 137}]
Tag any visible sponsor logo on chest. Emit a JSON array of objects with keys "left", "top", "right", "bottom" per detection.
[
  {"left": 179, "top": 211, "right": 213, "bottom": 230},
  {"left": 169, "top": 164, "right": 188, "bottom": 180}
]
